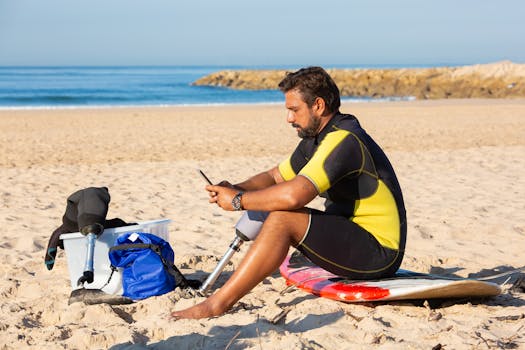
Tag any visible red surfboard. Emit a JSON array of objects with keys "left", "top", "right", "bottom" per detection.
[{"left": 279, "top": 254, "right": 502, "bottom": 302}]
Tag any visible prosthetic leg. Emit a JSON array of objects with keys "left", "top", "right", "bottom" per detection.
[{"left": 198, "top": 211, "right": 268, "bottom": 295}]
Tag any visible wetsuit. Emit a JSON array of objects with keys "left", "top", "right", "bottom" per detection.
[{"left": 278, "top": 112, "right": 407, "bottom": 279}]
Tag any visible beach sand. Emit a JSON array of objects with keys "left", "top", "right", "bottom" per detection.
[{"left": 1, "top": 99, "right": 524, "bottom": 349}]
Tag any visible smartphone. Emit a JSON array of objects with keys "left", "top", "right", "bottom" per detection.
[{"left": 198, "top": 169, "right": 213, "bottom": 185}]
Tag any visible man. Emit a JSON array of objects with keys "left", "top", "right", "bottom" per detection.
[{"left": 171, "top": 67, "right": 406, "bottom": 319}]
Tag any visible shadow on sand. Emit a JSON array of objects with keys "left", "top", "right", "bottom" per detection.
[{"left": 109, "top": 307, "right": 345, "bottom": 350}]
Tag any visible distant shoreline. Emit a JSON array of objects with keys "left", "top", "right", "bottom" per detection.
[
  {"left": 0, "top": 96, "right": 414, "bottom": 111},
  {"left": 3, "top": 96, "right": 525, "bottom": 112}
]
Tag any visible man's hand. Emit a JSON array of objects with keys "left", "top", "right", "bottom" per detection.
[
  {"left": 216, "top": 180, "right": 240, "bottom": 190},
  {"left": 206, "top": 185, "right": 239, "bottom": 211}
]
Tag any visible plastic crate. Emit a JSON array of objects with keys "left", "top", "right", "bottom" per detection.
[{"left": 60, "top": 219, "right": 171, "bottom": 295}]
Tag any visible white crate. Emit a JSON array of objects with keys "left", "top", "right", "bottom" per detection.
[{"left": 60, "top": 219, "right": 171, "bottom": 295}]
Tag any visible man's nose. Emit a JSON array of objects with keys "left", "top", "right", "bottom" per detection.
[{"left": 286, "top": 111, "right": 294, "bottom": 123}]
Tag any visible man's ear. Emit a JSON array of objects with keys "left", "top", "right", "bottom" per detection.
[{"left": 314, "top": 97, "right": 327, "bottom": 116}]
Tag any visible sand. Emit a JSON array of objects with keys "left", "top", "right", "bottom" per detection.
[{"left": 1, "top": 99, "right": 524, "bottom": 349}]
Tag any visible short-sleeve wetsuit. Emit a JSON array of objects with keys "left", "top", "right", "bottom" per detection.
[{"left": 278, "top": 112, "right": 407, "bottom": 279}]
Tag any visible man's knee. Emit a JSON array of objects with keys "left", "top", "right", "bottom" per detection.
[
  {"left": 263, "top": 210, "right": 309, "bottom": 245},
  {"left": 266, "top": 208, "right": 309, "bottom": 221}
]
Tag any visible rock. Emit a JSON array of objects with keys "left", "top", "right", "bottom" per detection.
[{"left": 192, "top": 62, "right": 525, "bottom": 100}]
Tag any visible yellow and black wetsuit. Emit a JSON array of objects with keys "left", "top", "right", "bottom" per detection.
[{"left": 279, "top": 113, "right": 407, "bottom": 278}]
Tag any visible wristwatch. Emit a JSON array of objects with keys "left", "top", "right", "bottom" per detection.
[{"left": 231, "top": 191, "right": 244, "bottom": 211}]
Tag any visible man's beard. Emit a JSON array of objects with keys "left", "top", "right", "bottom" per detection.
[{"left": 293, "top": 114, "right": 321, "bottom": 139}]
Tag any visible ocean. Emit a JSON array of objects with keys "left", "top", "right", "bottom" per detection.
[{"left": 0, "top": 65, "right": 431, "bottom": 109}]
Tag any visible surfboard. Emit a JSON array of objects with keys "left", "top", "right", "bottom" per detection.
[{"left": 279, "top": 254, "right": 502, "bottom": 302}]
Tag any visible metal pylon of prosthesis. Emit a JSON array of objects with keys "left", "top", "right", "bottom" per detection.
[{"left": 198, "top": 233, "right": 248, "bottom": 296}]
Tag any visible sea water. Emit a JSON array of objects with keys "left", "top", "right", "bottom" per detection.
[{"left": 0, "top": 65, "right": 429, "bottom": 109}]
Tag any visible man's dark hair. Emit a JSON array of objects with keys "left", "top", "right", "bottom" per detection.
[{"left": 278, "top": 66, "right": 340, "bottom": 114}]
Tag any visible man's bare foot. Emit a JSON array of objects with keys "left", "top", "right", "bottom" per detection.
[{"left": 170, "top": 299, "right": 225, "bottom": 320}]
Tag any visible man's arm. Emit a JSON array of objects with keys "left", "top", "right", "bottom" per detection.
[
  {"left": 207, "top": 174, "right": 317, "bottom": 212},
  {"left": 230, "top": 166, "right": 284, "bottom": 191},
  {"left": 241, "top": 175, "right": 317, "bottom": 211}
]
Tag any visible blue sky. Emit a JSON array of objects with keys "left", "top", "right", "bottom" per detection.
[{"left": 0, "top": 0, "right": 524, "bottom": 66}]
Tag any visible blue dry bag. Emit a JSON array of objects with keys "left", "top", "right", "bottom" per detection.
[{"left": 108, "top": 232, "right": 177, "bottom": 300}]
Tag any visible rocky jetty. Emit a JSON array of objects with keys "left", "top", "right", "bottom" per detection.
[{"left": 193, "top": 61, "right": 525, "bottom": 99}]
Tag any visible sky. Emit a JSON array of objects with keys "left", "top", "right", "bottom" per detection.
[{"left": 0, "top": 0, "right": 524, "bottom": 67}]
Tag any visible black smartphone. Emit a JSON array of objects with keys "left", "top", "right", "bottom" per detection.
[{"left": 198, "top": 169, "right": 213, "bottom": 185}]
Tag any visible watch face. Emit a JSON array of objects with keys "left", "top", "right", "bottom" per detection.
[
  {"left": 232, "top": 192, "right": 243, "bottom": 210},
  {"left": 233, "top": 197, "right": 240, "bottom": 210}
]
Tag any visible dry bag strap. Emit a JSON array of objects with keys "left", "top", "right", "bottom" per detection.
[
  {"left": 109, "top": 243, "right": 190, "bottom": 289},
  {"left": 109, "top": 243, "right": 154, "bottom": 252}
]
